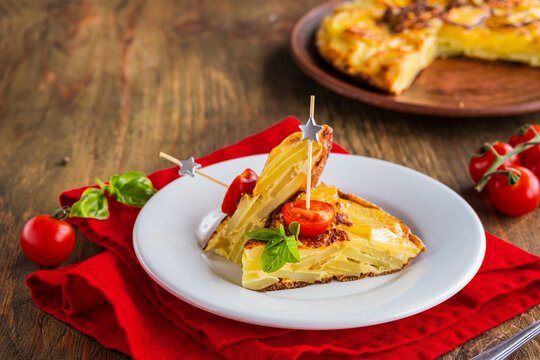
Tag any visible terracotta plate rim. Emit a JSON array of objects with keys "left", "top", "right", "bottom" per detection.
[{"left": 290, "top": 0, "right": 540, "bottom": 118}]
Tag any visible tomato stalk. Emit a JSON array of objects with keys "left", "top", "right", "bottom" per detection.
[
  {"left": 475, "top": 125, "right": 540, "bottom": 192},
  {"left": 482, "top": 169, "right": 521, "bottom": 186},
  {"left": 51, "top": 206, "right": 71, "bottom": 220}
]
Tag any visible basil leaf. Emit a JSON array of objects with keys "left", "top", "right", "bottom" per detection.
[
  {"left": 95, "top": 177, "right": 106, "bottom": 189},
  {"left": 109, "top": 171, "right": 156, "bottom": 207},
  {"left": 261, "top": 242, "right": 286, "bottom": 273},
  {"left": 278, "top": 236, "right": 301, "bottom": 263},
  {"left": 265, "top": 237, "right": 283, "bottom": 249},
  {"left": 245, "top": 228, "right": 282, "bottom": 241},
  {"left": 69, "top": 188, "right": 109, "bottom": 220},
  {"left": 289, "top": 221, "right": 300, "bottom": 239},
  {"left": 279, "top": 224, "right": 286, "bottom": 238}
]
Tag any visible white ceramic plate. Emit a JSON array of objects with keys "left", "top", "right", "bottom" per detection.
[{"left": 133, "top": 154, "right": 485, "bottom": 330}]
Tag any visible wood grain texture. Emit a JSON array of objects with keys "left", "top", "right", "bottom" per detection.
[{"left": 0, "top": 0, "right": 538, "bottom": 359}]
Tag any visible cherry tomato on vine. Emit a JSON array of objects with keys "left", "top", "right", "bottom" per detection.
[
  {"left": 468, "top": 142, "right": 520, "bottom": 184},
  {"left": 525, "top": 153, "right": 540, "bottom": 180},
  {"left": 282, "top": 200, "right": 335, "bottom": 237},
  {"left": 488, "top": 166, "right": 540, "bottom": 217},
  {"left": 20, "top": 214, "right": 76, "bottom": 266},
  {"left": 221, "top": 168, "right": 258, "bottom": 214},
  {"left": 509, "top": 124, "right": 540, "bottom": 165}
]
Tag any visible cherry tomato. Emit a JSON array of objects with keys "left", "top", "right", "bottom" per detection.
[
  {"left": 509, "top": 124, "right": 540, "bottom": 165},
  {"left": 282, "top": 200, "right": 335, "bottom": 237},
  {"left": 488, "top": 166, "right": 540, "bottom": 217},
  {"left": 21, "top": 215, "right": 76, "bottom": 266},
  {"left": 525, "top": 153, "right": 540, "bottom": 180},
  {"left": 469, "top": 142, "right": 520, "bottom": 184},
  {"left": 221, "top": 168, "right": 258, "bottom": 214}
]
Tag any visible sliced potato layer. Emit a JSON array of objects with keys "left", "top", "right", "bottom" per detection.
[
  {"left": 242, "top": 184, "right": 425, "bottom": 291},
  {"left": 204, "top": 127, "right": 333, "bottom": 265}
]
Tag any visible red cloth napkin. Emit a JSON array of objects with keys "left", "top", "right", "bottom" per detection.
[{"left": 27, "top": 117, "right": 540, "bottom": 360}]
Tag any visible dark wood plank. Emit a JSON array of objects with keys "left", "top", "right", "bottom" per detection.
[{"left": 0, "top": 0, "right": 538, "bottom": 359}]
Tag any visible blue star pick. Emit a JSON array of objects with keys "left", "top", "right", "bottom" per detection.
[
  {"left": 299, "top": 117, "right": 324, "bottom": 142},
  {"left": 178, "top": 157, "right": 202, "bottom": 177}
]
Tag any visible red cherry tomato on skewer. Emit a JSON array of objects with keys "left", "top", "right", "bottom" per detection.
[
  {"left": 282, "top": 200, "right": 335, "bottom": 237},
  {"left": 468, "top": 142, "right": 520, "bottom": 184},
  {"left": 20, "top": 214, "right": 76, "bottom": 266},
  {"left": 221, "top": 168, "right": 258, "bottom": 214},
  {"left": 487, "top": 166, "right": 540, "bottom": 217}
]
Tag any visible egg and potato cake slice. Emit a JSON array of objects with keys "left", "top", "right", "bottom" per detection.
[
  {"left": 316, "top": 0, "right": 442, "bottom": 94},
  {"left": 316, "top": 0, "right": 540, "bottom": 94},
  {"left": 242, "top": 184, "right": 426, "bottom": 291},
  {"left": 204, "top": 126, "right": 333, "bottom": 265}
]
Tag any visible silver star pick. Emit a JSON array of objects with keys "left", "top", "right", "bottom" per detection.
[
  {"left": 178, "top": 157, "right": 201, "bottom": 177},
  {"left": 299, "top": 117, "right": 324, "bottom": 142}
]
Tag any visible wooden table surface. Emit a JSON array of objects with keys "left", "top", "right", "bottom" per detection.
[{"left": 1, "top": 0, "right": 539, "bottom": 359}]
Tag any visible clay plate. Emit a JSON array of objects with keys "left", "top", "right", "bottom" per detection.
[{"left": 290, "top": 0, "right": 540, "bottom": 117}]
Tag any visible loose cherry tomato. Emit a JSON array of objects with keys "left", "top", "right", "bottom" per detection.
[
  {"left": 282, "top": 200, "right": 335, "bottom": 237},
  {"left": 525, "top": 153, "right": 540, "bottom": 180},
  {"left": 469, "top": 142, "right": 520, "bottom": 184},
  {"left": 221, "top": 168, "right": 258, "bottom": 214},
  {"left": 488, "top": 166, "right": 540, "bottom": 217},
  {"left": 21, "top": 214, "right": 76, "bottom": 266},
  {"left": 509, "top": 124, "right": 540, "bottom": 165}
]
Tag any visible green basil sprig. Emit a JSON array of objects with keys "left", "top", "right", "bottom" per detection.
[
  {"left": 245, "top": 222, "right": 302, "bottom": 273},
  {"left": 69, "top": 171, "right": 156, "bottom": 220}
]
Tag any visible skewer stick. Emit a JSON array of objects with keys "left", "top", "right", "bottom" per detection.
[
  {"left": 159, "top": 152, "right": 228, "bottom": 188},
  {"left": 194, "top": 169, "right": 228, "bottom": 187},
  {"left": 306, "top": 95, "right": 315, "bottom": 210}
]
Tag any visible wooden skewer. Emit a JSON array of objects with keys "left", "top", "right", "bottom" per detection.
[
  {"left": 159, "top": 152, "right": 182, "bottom": 165},
  {"left": 159, "top": 152, "right": 228, "bottom": 188},
  {"left": 306, "top": 95, "right": 315, "bottom": 210},
  {"left": 195, "top": 169, "right": 228, "bottom": 188}
]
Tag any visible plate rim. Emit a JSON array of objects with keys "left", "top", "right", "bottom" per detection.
[
  {"left": 290, "top": 0, "right": 540, "bottom": 118},
  {"left": 133, "top": 154, "right": 486, "bottom": 329}
]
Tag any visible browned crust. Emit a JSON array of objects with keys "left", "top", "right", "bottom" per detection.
[
  {"left": 244, "top": 239, "right": 269, "bottom": 249},
  {"left": 245, "top": 228, "right": 349, "bottom": 250},
  {"left": 316, "top": 20, "right": 411, "bottom": 95},
  {"left": 309, "top": 125, "right": 333, "bottom": 188},
  {"left": 203, "top": 213, "right": 232, "bottom": 251},
  {"left": 257, "top": 277, "right": 332, "bottom": 292},
  {"left": 382, "top": 1, "right": 441, "bottom": 33},
  {"left": 256, "top": 258, "right": 414, "bottom": 292},
  {"left": 337, "top": 190, "right": 380, "bottom": 209},
  {"left": 335, "top": 212, "right": 353, "bottom": 226},
  {"left": 318, "top": 49, "right": 401, "bottom": 94},
  {"left": 338, "top": 189, "right": 426, "bottom": 252}
]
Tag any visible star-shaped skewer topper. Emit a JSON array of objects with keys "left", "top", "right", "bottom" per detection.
[
  {"left": 178, "top": 157, "right": 202, "bottom": 177},
  {"left": 299, "top": 117, "right": 324, "bottom": 143},
  {"left": 300, "top": 95, "right": 323, "bottom": 211},
  {"left": 160, "top": 152, "right": 228, "bottom": 187}
]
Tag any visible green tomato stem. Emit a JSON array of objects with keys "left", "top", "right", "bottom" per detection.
[
  {"left": 475, "top": 128, "right": 540, "bottom": 192},
  {"left": 482, "top": 169, "right": 521, "bottom": 186},
  {"left": 52, "top": 206, "right": 71, "bottom": 220}
]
